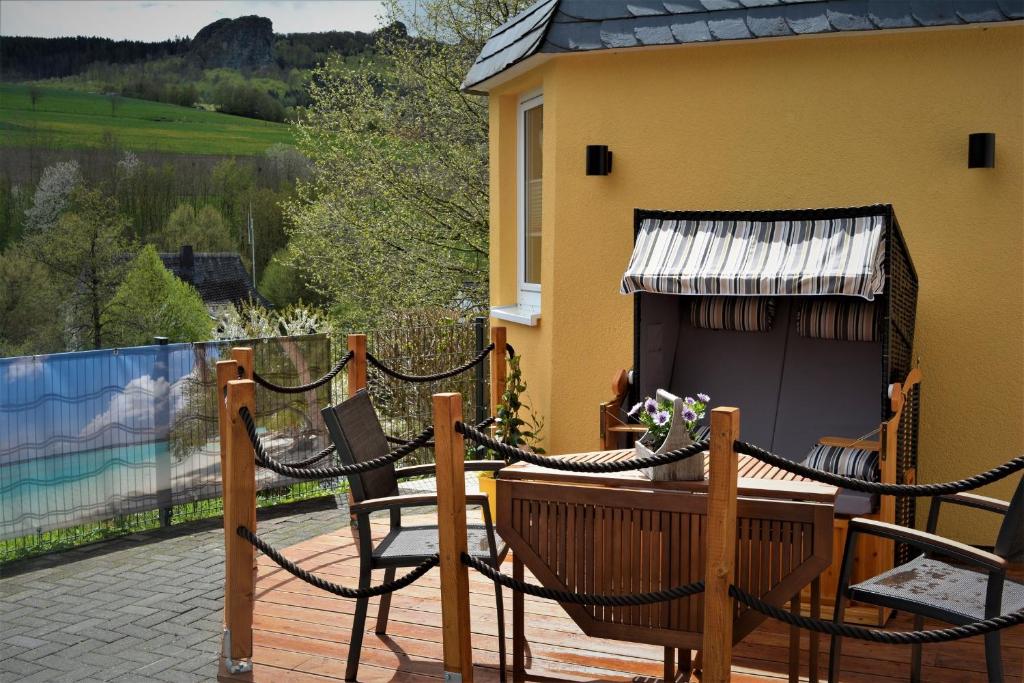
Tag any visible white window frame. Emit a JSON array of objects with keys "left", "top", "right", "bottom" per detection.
[{"left": 516, "top": 89, "right": 543, "bottom": 311}]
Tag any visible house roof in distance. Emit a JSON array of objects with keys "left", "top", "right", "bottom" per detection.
[
  {"left": 159, "top": 249, "right": 270, "bottom": 308},
  {"left": 463, "top": 0, "right": 1023, "bottom": 93}
]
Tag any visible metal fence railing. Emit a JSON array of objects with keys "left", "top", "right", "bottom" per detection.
[{"left": 0, "top": 316, "right": 490, "bottom": 562}]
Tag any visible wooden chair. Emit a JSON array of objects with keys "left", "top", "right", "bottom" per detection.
[
  {"left": 322, "top": 389, "right": 510, "bottom": 682},
  {"left": 829, "top": 474, "right": 1024, "bottom": 683},
  {"left": 599, "top": 369, "right": 646, "bottom": 449}
]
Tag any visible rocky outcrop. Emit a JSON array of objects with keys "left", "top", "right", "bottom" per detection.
[{"left": 190, "top": 16, "right": 273, "bottom": 71}]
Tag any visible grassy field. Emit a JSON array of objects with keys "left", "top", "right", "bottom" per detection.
[{"left": 0, "top": 83, "right": 295, "bottom": 155}]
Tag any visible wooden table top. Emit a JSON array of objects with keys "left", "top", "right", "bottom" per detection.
[{"left": 498, "top": 448, "right": 838, "bottom": 504}]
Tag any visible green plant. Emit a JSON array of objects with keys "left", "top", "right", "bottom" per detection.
[{"left": 494, "top": 354, "right": 545, "bottom": 457}]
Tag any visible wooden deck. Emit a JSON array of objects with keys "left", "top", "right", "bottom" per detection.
[{"left": 221, "top": 516, "right": 1023, "bottom": 683}]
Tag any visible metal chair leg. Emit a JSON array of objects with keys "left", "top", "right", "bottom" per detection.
[
  {"left": 346, "top": 565, "right": 371, "bottom": 681},
  {"left": 984, "top": 631, "right": 1004, "bottom": 683},
  {"left": 374, "top": 567, "right": 396, "bottom": 634},
  {"left": 513, "top": 556, "right": 525, "bottom": 683},
  {"left": 910, "top": 614, "right": 924, "bottom": 683},
  {"left": 493, "top": 568, "right": 507, "bottom": 683}
]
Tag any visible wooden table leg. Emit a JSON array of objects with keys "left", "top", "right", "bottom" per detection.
[
  {"left": 664, "top": 647, "right": 675, "bottom": 682},
  {"left": 789, "top": 590, "right": 801, "bottom": 683},
  {"left": 810, "top": 577, "right": 821, "bottom": 683},
  {"left": 678, "top": 649, "right": 691, "bottom": 681},
  {"left": 513, "top": 555, "right": 525, "bottom": 683}
]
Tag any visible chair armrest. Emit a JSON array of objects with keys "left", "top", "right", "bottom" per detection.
[
  {"left": 933, "top": 492, "right": 1009, "bottom": 515},
  {"left": 350, "top": 494, "right": 438, "bottom": 515},
  {"left": 395, "top": 460, "right": 505, "bottom": 481},
  {"left": 350, "top": 493, "right": 494, "bottom": 516},
  {"left": 849, "top": 518, "right": 1006, "bottom": 572},
  {"left": 394, "top": 464, "right": 436, "bottom": 479},
  {"left": 464, "top": 460, "right": 505, "bottom": 473}
]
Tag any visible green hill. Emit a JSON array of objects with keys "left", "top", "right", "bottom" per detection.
[{"left": 0, "top": 84, "right": 294, "bottom": 155}]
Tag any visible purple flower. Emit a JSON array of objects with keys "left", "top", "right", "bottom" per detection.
[
  {"left": 653, "top": 410, "right": 671, "bottom": 426},
  {"left": 643, "top": 397, "right": 658, "bottom": 415},
  {"left": 684, "top": 396, "right": 696, "bottom": 405},
  {"left": 697, "top": 393, "right": 710, "bottom": 403},
  {"left": 627, "top": 402, "right": 643, "bottom": 417},
  {"left": 682, "top": 408, "right": 698, "bottom": 422}
]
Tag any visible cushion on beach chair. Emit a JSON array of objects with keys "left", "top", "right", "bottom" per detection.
[
  {"left": 797, "top": 299, "right": 879, "bottom": 342},
  {"left": 802, "top": 442, "right": 880, "bottom": 516},
  {"left": 802, "top": 443, "right": 879, "bottom": 481},
  {"left": 690, "top": 297, "right": 775, "bottom": 332}
]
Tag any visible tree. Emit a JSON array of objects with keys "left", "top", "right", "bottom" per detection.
[
  {"left": 23, "top": 187, "right": 135, "bottom": 350},
  {"left": 0, "top": 245, "right": 64, "bottom": 356},
  {"left": 24, "top": 160, "right": 81, "bottom": 233},
  {"left": 28, "top": 85, "right": 43, "bottom": 111},
  {"left": 285, "top": 0, "right": 529, "bottom": 326},
  {"left": 160, "top": 203, "right": 234, "bottom": 252},
  {"left": 102, "top": 245, "right": 213, "bottom": 346},
  {"left": 259, "top": 246, "right": 321, "bottom": 307}
]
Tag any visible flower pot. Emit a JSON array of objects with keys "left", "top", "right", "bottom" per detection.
[
  {"left": 477, "top": 472, "right": 498, "bottom": 521},
  {"left": 636, "top": 390, "right": 705, "bottom": 481}
]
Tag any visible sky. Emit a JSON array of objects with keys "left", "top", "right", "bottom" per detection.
[{"left": 0, "top": 1, "right": 386, "bottom": 41}]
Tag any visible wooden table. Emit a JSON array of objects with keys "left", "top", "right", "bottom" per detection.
[{"left": 496, "top": 449, "right": 838, "bottom": 683}]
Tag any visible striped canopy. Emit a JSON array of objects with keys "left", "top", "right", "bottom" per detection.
[{"left": 620, "top": 213, "right": 887, "bottom": 300}]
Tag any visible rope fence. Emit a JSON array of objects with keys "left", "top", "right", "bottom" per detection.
[
  {"left": 237, "top": 526, "right": 438, "bottom": 598},
  {"left": 366, "top": 343, "right": 495, "bottom": 384},
  {"left": 734, "top": 440, "right": 1024, "bottom": 496},
  {"left": 239, "top": 405, "right": 434, "bottom": 479},
  {"left": 461, "top": 553, "right": 705, "bottom": 606},
  {"left": 728, "top": 584, "right": 1024, "bottom": 644},
  {"left": 458, "top": 421, "right": 710, "bottom": 473},
  {"left": 251, "top": 350, "right": 353, "bottom": 394}
]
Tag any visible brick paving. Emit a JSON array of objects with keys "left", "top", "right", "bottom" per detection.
[{"left": 0, "top": 497, "right": 349, "bottom": 683}]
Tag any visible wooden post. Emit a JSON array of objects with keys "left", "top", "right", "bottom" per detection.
[
  {"left": 433, "top": 392, "right": 474, "bottom": 682},
  {"left": 216, "top": 359, "right": 238, "bottom": 549},
  {"left": 490, "top": 326, "right": 507, "bottom": 416},
  {"left": 222, "top": 378, "right": 257, "bottom": 673},
  {"left": 702, "top": 407, "right": 740, "bottom": 683},
  {"left": 231, "top": 346, "right": 253, "bottom": 382},
  {"left": 347, "top": 334, "right": 367, "bottom": 398}
]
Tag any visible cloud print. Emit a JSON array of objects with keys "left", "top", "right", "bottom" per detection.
[
  {"left": 78, "top": 374, "right": 172, "bottom": 448},
  {"left": 3, "top": 357, "right": 43, "bottom": 382}
]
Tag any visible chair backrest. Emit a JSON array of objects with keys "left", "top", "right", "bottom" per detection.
[
  {"left": 321, "top": 389, "right": 398, "bottom": 503},
  {"left": 994, "top": 474, "right": 1024, "bottom": 563}
]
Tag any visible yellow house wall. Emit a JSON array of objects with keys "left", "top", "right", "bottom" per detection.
[{"left": 488, "top": 24, "right": 1023, "bottom": 543}]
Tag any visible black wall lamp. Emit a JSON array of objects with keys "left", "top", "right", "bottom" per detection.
[
  {"left": 968, "top": 132, "right": 995, "bottom": 168},
  {"left": 586, "top": 144, "right": 613, "bottom": 175}
]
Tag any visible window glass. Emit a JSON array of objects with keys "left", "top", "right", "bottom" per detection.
[{"left": 523, "top": 103, "right": 542, "bottom": 286}]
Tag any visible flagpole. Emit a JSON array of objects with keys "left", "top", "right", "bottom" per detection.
[{"left": 248, "top": 202, "right": 256, "bottom": 290}]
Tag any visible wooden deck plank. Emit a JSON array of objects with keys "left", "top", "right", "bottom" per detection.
[{"left": 224, "top": 519, "right": 1023, "bottom": 683}]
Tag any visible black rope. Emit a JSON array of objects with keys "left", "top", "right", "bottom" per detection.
[
  {"left": 239, "top": 406, "right": 433, "bottom": 479},
  {"left": 238, "top": 526, "right": 437, "bottom": 598},
  {"left": 734, "top": 440, "right": 1024, "bottom": 496},
  {"left": 505, "top": 343, "right": 515, "bottom": 358},
  {"left": 458, "top": 422, "right": 709, "bottom": 473},
  {"left": 728, "top": 585, "right": 1024, "bottom": 644},
  {"left": 289, "top": 442, "right": 336, "bottom": 468},
  {"left": 366, "top": 343, "right": 494, "bottom": 383},
  {"left": 462, "top": 553, "right": 704, "bottom": 606},
  {"left": 251, "top": 350, "right": 354, "bottom": 394},
  {"left": 384, "top": 416, "right": 496, "bottom": 450}
]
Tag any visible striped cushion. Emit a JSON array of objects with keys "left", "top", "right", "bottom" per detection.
[
  {"left": 797, "top": 299, "right": 879, "bottom": 342},
  {"left": 802, "top": 443, "right": 879, "bottom": 482},
  {"left": 690, "top": 297, "right": 775, "bottom": 332}
]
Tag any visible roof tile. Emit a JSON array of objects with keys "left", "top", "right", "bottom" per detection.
[{"left": 465, "top": 0, "right": 1018, "bottom": 92}]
